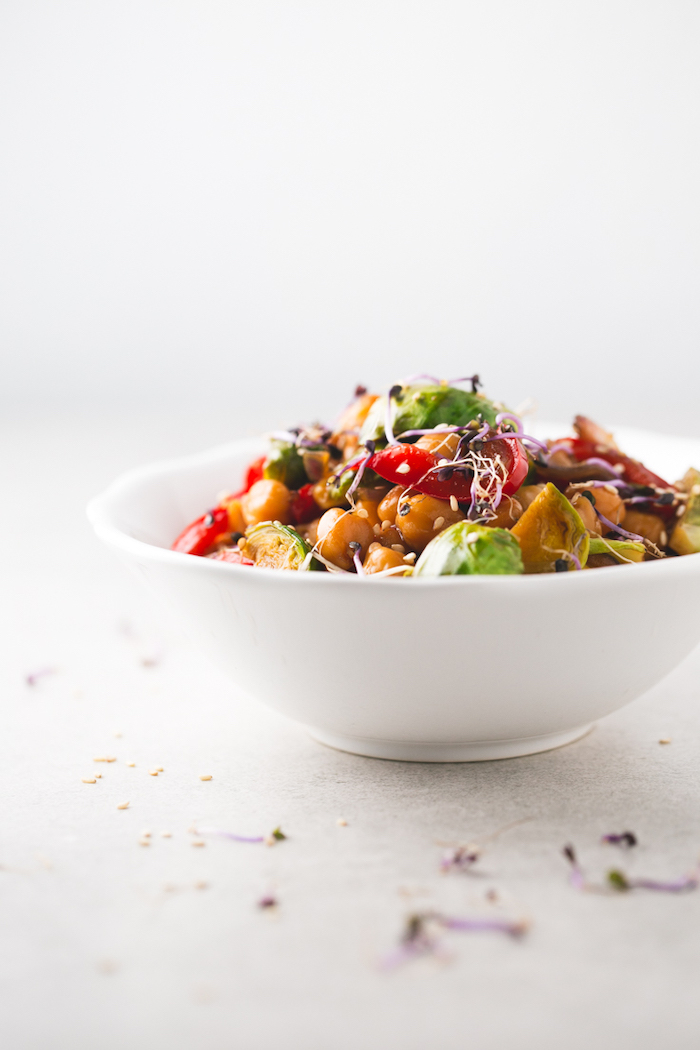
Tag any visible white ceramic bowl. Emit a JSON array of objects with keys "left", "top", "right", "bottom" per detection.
[{"left": 87, "top": 427, "right": 700, "bottom": 762}]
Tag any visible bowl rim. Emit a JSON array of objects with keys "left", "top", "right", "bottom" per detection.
[{"left": 86, "top": 433, "right": 700, "bottom": 588}]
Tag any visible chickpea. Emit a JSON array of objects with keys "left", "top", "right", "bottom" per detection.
[
  {"left": 622, "top": 510, "right": 666, "bottom": 546},
  {"left": 565, "top": 484, "right": 625, "bottom": 527},
  {"left": 568, "top": 492, "right": 601, "bottom": 535},
  {"left": 487, "top": 496, "right": 522, "bottom": 529},
  {"left": 354, "top": 497, "right": 380, "bottom": 528},
  {"left": 242, "top": 479, "right": 291, "bottom": 527},
  {"left": 415, "top": 431, "right": 461, "bottom": 458},
  {"left": 363, "top": 546, "right": 408, "bottom": 575},
  {"left": 516, "top": 484, "right": 545, "bottom": 512},
  {"left": 317, "top": 508, "right": 375, "bottom": 571},
  {"left": 225, "top": 497, "right": 246, "bottom": 534},
  {"left": 378, "top": 485, "right": 405, "bottom": 524},
  {"left": 377, "top": 522, "right": 405, "bottom": 548},
  {"left": 296, "top": 517, "right": 321, "bottom": 547},
  {"left": 398, "top": 493, "right": 464, "bottom": 552}
]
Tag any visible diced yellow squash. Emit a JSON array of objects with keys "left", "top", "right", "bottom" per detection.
[{"left": 510, "top": 482, "right": 589, "bottom": 573}]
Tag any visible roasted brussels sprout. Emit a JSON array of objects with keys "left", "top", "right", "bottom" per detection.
[
  {"left": 263, "top": 441, "right": 307, "bottom": 490},
  {"left": 510, "top": 482, "right": 589, "bottom": 572},
  {"left": 414, "top": 521, "right": 524, "bottom": 576},
  {"left": 242, "top": 521, "right": 320, "bottom": 570},
  {"left": 670, "top": 468, "right": 700, "bottom": 556},
  {"left": 587, "top": 536, "right": 645, "bottom": 564},
  {"left": 359, "top": 384, "right": 499, "bottom": 444},
  {"left": 313, "top": 469, "right": 355, "bottom": 511}
]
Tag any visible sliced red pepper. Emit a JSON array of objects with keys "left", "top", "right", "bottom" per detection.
[
  {"left": 367, "top": 436, "right": 527, "bottom": 502},
  {"left": 562, "top": 438, "right": 669, "bottom": 489},
  {"left": 171, "top": 506, "right": 230, "bottom": 557},
  {"left": 290, "top": 483, "right": 320, "bottom": 524},
  {"left": 244, "top": 456, "right": 266, "bottom": 491}
]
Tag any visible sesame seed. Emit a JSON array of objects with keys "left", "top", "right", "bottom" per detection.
[
  {"left": 356, "top": 508, "right": 369, "bottom": 518},
  {"left": 390, "top": 544, "right": 405, "bottom": 553},
  {"left": 81, "top": 777, "right": 96, "bottom": 784},
  {"left": 692, "top": 485, "right": 700, "bottom": 496},
  {"left": 148, "top": 770, "right": 159, "bottom": 776},
  {"left": 396, "top": 462, "right": 410, "bottom": 475},
  {"left": 142, "top": 830, "right": 151, "bottom": 838},
  {"left": 660, "top": 531, "right": 668, "bottom": 547},
  {"left": 437, "top": 458, "right": 450, "bottom": 467},
  {"left": 368, "top": 542, "right": 381, "bottom": 553},
  {"left": 433, "top": 516, "right": 445, "bottom": 530},
  {"left": 263, "top": 835, "right": 275, "bottom": 847},
  {"left": 138, "top": 839, "right": 150, "bottom": 847},
  {"left": 467, "top": 533, "right": 479, "bottom": 544},
  {"left": 372, "top": 523, "right": 382, "bottom": 535},
  {"left": 603, "top": 484, "right": 617, "bottom": 494},
  {"left": 161, "top": 831, "right": 172, "bottom": 838},
  {"left": 94, "top": 773, "right": 102, "bottom": 778},
  {"left": 113, "top": 731, "right": 122, "bottom": 738},
  {"left": 192, "top": 840, "right": 206, "bottom": 848},
  {"left": 659, "top": 738, "right": 672, "bottom": 745},
  {"left": 337, "top": 818, "right": 348, "bottom": 826},
  {"left": 450, "top": 496, "right": 459, "bottom": 512},
  {"left": 117, "top": 802, "right": 130, "bottom": 810},
  {"left": 126, "top": 761, "right": 135, "bottom": 767},
  {"left": 155, "top": 766, "right": 164, "bottom": 772},
  {"left": 194, "top": 881, "right": 208, "bottom": 890},
  {"left": 199, "top": 774, "right": 213, "bottom": 781},
  {"left": 403, "top": 552, "right": 416, "bottom": 563}
]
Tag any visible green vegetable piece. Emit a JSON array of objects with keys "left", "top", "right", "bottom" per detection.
[
  {"left": 670, "top": 468, "right": 700, "bottom": 556},
  {"left": 271, "top": 827, "right": 286, "bottom": 841},
  {"left": 607, "top": 870, "right": 630, "bottom": 891},
  {"left": 315, "top": 469, "right": 355, "bottom": 509},
  {"left": 414, "top": 521, "right": 524, "bottom": 576},
  {"left": 510, "top": 482, "right": 590, "bottom": 573},
  {"left": 359, "top": 384, "right": 499, "bottom": 444},
  {"left": 588, "top": 537, "right": 645, "bottom": 564},
  {"left": 263, "top": 441, "right": 307, "bottom": 489},
  {"left": 244, "top": 521, "right": 319, "bottom": 571}
]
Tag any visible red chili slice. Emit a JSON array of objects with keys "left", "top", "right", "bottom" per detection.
[
  {"left": 171, "top": 506, "right": 230, "bottom": 557},
  {"left": 563, "top": 438, "right": 669, "bottom": 489}
]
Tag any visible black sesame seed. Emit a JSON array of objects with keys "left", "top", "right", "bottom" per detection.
[
  {"left": 554, "top": 558, "right": 568, "bottom": 572},
  {"left": 437, "top": 467, "right": 454, "bottom": 481},
  {"left": 204, "top": 512, "right": 215, "bottom": 527},
  {"left": 230, "top": 532, "right": 243, "bottom": 544},
  {"left": 398, "top": 502, "right": 411, "bottom": 516},
  {"left": 348, "top": 541, "right": 361, "bottom": 552},
  {"left": 657, "top": 492, "right": 674, "bottom": 505},
  {"left": 389, "top": 384, "right": 402, "bottom": 400},
  {"left": 581, "top": 490, "right": 596, "bottom": 505},
  {"left": 354, "top": 385, "right": 367, "bottom": 397}
]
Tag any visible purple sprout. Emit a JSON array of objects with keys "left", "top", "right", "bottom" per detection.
[
  {"left": 608, "top": 869, "right": 699, "bottom": 893},
  {"left": 442, "top": 915, "right": 528, "bottom": 937},
  {"left": 440, "top": 846, "right": 481, "bottom": 873},
  {"left": 596, "top": 512, "right": 644, "bottom": 542},
  {"left": 562, "top": 844, "right": 588, "bottom": 890},
  {"left": 25, "top": 667, "right": 57, "bottom": 687},
  {"left": 495, "top": 411, "right": 524, "bottom": 431},
  {"left": 601, "top": 832, "right": 638, "bottom": 848},
  {"left": 381, "top": 909, "right": 527, "bottom": 970}
]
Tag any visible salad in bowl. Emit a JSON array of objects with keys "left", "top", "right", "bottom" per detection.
[
  {"left": 88, "top": 373, "right": 700, "bottom": 761},
  {"left": 172, "top": 375, "right": 700, "bottom": 577}
]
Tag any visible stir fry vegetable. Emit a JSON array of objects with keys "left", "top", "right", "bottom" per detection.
[{"left": 171, "top": 376, "right": 699, "bottom": 576}]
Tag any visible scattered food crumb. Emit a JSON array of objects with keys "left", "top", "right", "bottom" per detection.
[
  {"left": 199, "top": 774, "right": 213, "bottom": 781},
  {"left": 155, "top": 766, "right": 164, "bottom": 772},
  {"left": 82, "top": 777, "right": 96, "bottom": 784},
  {"left": 116, "top": 802, "right": 130, "bottom": 810},
  {"left": 192, "top": 840, "right": 206, "bottom": 848},
  {"left": 258, "top": 895, "right": 277, "bottom": 909},
  {"left": 148, "top": 770, "right": 159, "bottom": 776},
  {"left": 94, "top": 773, "right": 102, "bottom": 779},
  {"left": 94, "top": 757, "right": 117, "bottom": 763},
  {"left": 659, "top": 738, "right": 672, "bottom": 745},
  {"left": 113, "top": 731, "right": 123, "bottom": 738},
  {"left": 126, "top": 761, "right": 135, "bottom": 767},
  {"left": 160, "top": 831, "right": 172, "bottom": 838},
  {"left": 96, "top": 959, "right": 118, "bottom": 975},
  {"left": 141, "top": 830, "right": 151, "bottom": 838},
  {"left": 138, "top": 838, "right": 150, "bottom": 847},
  {"left": 337, "top": 818, "right": 348, "bottom": 827},
  {"left": 194, "top": 880, "right": 208, "bottom": 890}
]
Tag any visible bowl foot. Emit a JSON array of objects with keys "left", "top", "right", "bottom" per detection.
[{"left": 309, "top": 724, "right": 594, "bottom": 762}]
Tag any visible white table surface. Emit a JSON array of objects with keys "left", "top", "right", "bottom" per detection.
[{"left": 2, "top": 412, "right": 700, "bottom": 1050}]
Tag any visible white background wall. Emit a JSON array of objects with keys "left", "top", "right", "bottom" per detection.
[{"left": 2, "top": 1, "right": 699, "bottom": 438}]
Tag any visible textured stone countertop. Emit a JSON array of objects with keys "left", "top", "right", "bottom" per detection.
[{"left": 2, "top": 413, "right": 700, "bottom": 1050}]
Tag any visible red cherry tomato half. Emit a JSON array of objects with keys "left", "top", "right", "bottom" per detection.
[{"left": 290, "top": 483, "right": 320, "bottom": 524}]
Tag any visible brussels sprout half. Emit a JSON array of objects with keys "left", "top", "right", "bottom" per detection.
[
  {"left": 243, "top": 521, "right": 321, "bottom": 571},
  {"left": 670, "top": 468, "right": 700, "bottom": 556},
  {"left": 587, "top": 537, "right": 646, "bottom": 564},
  {"left": 510, "top": 482, "right": 589, "bottom": 572},
  {"left": 359, "top": 384, "right": 499, "bottom": 445},
  {"left": 263, "top": 441, "right": 308, "bottom": 490},
  {"left": 414, "top": 521, "right": 524, "bottom": 576}
]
